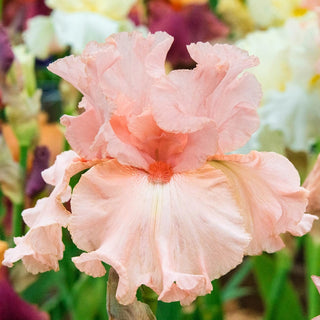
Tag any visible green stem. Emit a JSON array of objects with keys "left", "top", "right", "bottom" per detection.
[
  {"left": 0, "top": 188, "right": 5, "bottom": 219},
  {"left": 12, "top": 145, "right": 28, "bottom": 237},
  {"left": 12, "top": 202, "right": 24, "bottom": 238},
  {"left": 19, "top": 145, "right": 28, "bottom": 174},
  {"left": 305, "top": 235, "right": 320, "bottom": 319}
]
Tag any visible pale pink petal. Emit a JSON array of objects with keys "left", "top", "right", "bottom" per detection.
[
  {"left": 3, "top": 224, "right": 64, "bottom": 274},
  {"left": 99, "top": 32, "right": 173, "bottom": 116},
  {"left": 3, "top": 151, "right": 102, "bottom": 273},
  {"left": 69, "top": 160, "right": 250, "bottom": 305},
  {"left": 302, "top": 0, "right": 320, "bottom": 9},
  {"left": 171, "top": 124, "right": 218, "bottom": 172},
  {"left": 60, "top": 98, "right": 105, "bottom": 160},
  {"left": 303, "top": 155, "right": 320, "bottom": 215},
  {"left": 48, "top": 41, "right": 119, "bottom": 122},
  {"left": 47, "top": 55, "right": 86, "bottom": 93},
  {"left": 95, "top": 122, "right": 151, "bottom": 169},
  {"left": 210, "top": 151, "right": 316, "bottom": 255},
  {"left": 152, "top": 43, "right": 261, "bottom": 156},
  {"left": 312, "top": 275, "right": 320, "bottom": 294}
]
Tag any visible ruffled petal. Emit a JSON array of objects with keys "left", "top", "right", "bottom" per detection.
[
  {"left": 99, "top": 31, "right": 173, "bottom": 116},
  {"left": 304, "top": 155, "right": 320, "bottom": 215},
  {"left": 69, "top": 160, "right": 250, "bottom": 305},
  {"left": 48, "top": 37, "right": 119, "bottom": 121},
  {"left": 209, "top": 151, "right": 316, "bottom": 255},
  {"left": 3, "top": 151, "right": 101, "bottom": 273},
  {"left": 152, "top": 43, "right": 261, "bottom": 156},
  {"left": 60, "top": 98, "right": 105, "bottom": 159}
]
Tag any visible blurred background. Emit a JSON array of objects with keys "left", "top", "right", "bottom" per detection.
[{"left": 1, "top": 0, "right": 320, "bottom": 319}]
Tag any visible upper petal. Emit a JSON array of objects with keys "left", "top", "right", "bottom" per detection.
[
  {"left": 48, "top": 35, "right": 119, "bottom": 121},
  {"left": 69, "top": 160, "right": 250, "bottom": 305},
  {"left": 99, "top": 31, "right": 173, "bottom": 116},
  {"left": 152, "top": 43, "right": 261, "bottom": 155},
  {"left": 209, "top": 151, "right": 316, "bottom": 255}
]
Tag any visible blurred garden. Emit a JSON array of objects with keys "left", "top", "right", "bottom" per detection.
[{"left": 1, "top": 0, "right": 320, "bottom": 319}]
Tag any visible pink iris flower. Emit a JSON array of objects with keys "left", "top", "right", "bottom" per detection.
[{"left": 3, "top": 32, "right": 316, "bottom": 305}]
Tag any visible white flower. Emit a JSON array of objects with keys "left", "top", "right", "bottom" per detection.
[
  {"left": 247, "top": 0, "right": 302, "bottom": 28},
  {"left": 236, "top": 13, "right": 320, "bottom": 152},
  {"left": 23, "top": 16, "right": 63, "bottom": 60}
]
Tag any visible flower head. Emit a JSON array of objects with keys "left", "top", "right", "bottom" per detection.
[
  {"left": 3, "top": 31, "right": 315, "bottom": 305},
  {"left": 237, "top": 13, "right": 320, "bottom": 152}
]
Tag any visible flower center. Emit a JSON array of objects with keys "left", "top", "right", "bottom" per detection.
[{"left": 148, "top": 161, "right": 173, "bottom": 184}]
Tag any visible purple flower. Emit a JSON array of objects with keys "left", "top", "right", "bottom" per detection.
[
  {"left": 0, "top": 276, "right": 49, "bottom": 320},
  {"left": 25, "top": 146, "right": 50, "bottom": 198},
  {"left": 0, "top": 25, "right": 14, "bottom": 74},
  {"left": 148, "top": 1, "right": 229, "bottom": 67}
]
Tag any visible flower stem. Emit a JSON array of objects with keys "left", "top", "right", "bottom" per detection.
[
  {"left": 12, "top": 144, "right": 28, "bottom": 237},
  {"left": 305, "top": 235, "right": 320, "bottom": 319},
  {"left": 19, "top": 145, "right": 28, "bottom": 174}
]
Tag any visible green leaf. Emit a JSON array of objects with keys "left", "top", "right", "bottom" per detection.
[
  {"left": 156, "top": 301, "right": 182, "bottom": 320},
  {"left": 222, "top": 258, "right": 252, "bottom": 302},
  {"left": 73, "top": 275, "right": 108, "bottom": 320},
  {"left": 252, "top": 253, "right": 305, "bottom": 320}
]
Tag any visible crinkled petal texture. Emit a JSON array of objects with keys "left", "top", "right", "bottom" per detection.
[
  {"left": 3, "top": 151, "right": 100, "bottom": 274},
  {"left": 151, "top": 42, "right": 261, "bottom": 156},
  {"left": 48, "top": 32, "right": 261, "bottom": 173},
  {"left": 69, "top": 160, "right": 250, "bottom": 305},
  {"left": 209, "top": 151, "right": 315, "bottom": 255},
  {"left": 304, "top": 155, "right": 320, "bottom": 215}
]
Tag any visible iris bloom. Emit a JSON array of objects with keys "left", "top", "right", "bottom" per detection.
[
  {"left": 237, "top": 12, "right": 320, "bottom": 153},
  {"left": 3, "top": 32, "right": 315, "bottom": 305}
]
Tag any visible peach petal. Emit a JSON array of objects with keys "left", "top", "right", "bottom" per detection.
[
  {"left": 48, "top": 42, "right": 119, "bottom": 129},
  {"left": 60, "top": 98, "right": 104, "bottom": 159},
  {"left": 3, "top": 151, "right": 101, "bottom": 273},
  {"left": 152, "top": 43, "right": 261, "bottom": 157},
  {"left": 312, "top": 275, "right": 320, "bottom": 294},
  {"left": 171, "top": 124, "right": 218, "bottom": 172},
  {"left": 96, "top": 122, "right": 151, "bottom": 169},
  {"left": 303, "top": 155, "right": 320, "bottom": 215},
  {"left": 69, "top": 160, "right": 250, "bottom": 305},
  {"left": 48, "top": 55, "right": 86, "bottom": 94},
  {"left": 209, "top": 151, "right": 316, "bottom": 255},
  {"left": 3, "top": 226, "right": 64, "bottom": 274},
  {"left": 99, "top": 32, "right": 173, "bottom": 116}
]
